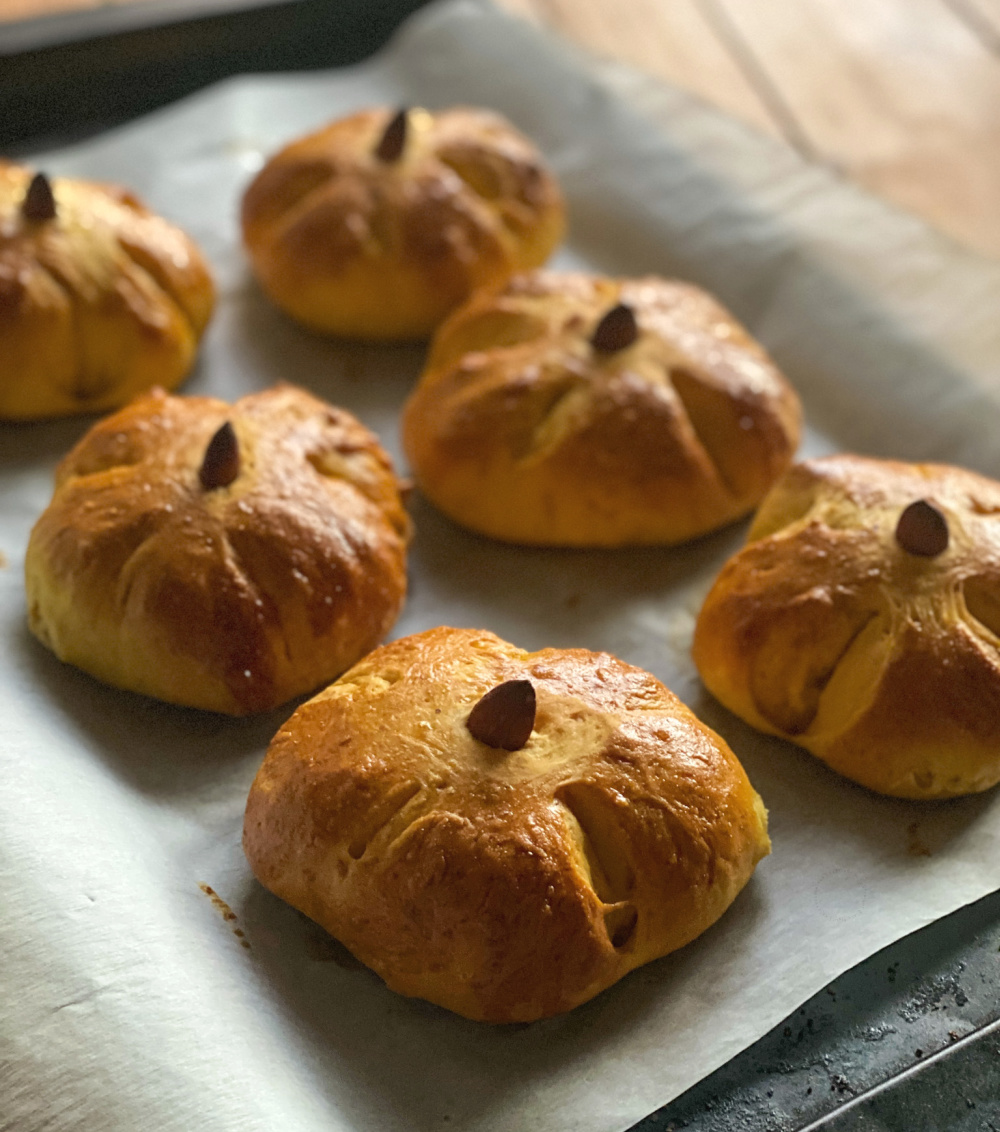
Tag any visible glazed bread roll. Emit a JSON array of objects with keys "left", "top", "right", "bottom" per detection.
[
  {"left": 241, "top": 106, "right": 564, "bottom": 340},
  {"left": 0, "top": 162, "right": 214, "bottom": 420},
  {"left": 25, "top": 384, "right": 410, "bottom": 715},
  {"left": 244, "top": 626, "right": 770, "bottom": 1022},
  {"left": 401, "top": 271, "right": 802, "bottom": 546},
  {"left": 693, "top": 455, "right": 1000, "bottom": 799}
]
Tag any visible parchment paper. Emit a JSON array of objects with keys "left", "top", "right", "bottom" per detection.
[{"left": 3, "top": 2, "right": 1000, "bottom": 1130}]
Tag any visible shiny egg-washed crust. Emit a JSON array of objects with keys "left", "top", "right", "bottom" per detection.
[
  {"left": 25, "top": 384, "right": 411, "bottom": 715},
  {"left": 693, "top": 455, "right": 1000, "bottom": 799},
  {"left": 240, "top": 107, "right": 565, "bottom": 339},
  {"left": 0, "top": 161, "right": 214, "bottom": 420},
  {"left": 401, "top": 271, "right": 802, "bottom": 546},
  {"left": 244, "top": 626, "right": 770, "bottom": 1022}
]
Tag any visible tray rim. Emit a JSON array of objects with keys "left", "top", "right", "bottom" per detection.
[{"left": 0, "top": 0, "right": 308, "bottom": 55}]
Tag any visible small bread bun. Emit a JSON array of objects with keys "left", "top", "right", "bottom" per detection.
[
  {"left": 0, "top": 162, "right": 214, "bottom": 420},
  {"left": 244, "top": 626, "right": 770, "bottom": 1022},
  {"left": 25, "top": 384, "right": 410, "bottom": 715},
  {"left": 240, "top": 106, "right": 564, "bottom": 339},
  {"left": 693, "top": 455, "right": 1000, "bottom": 799},
  {"left": 401, "top": 271, "right": 802, "bottom": 546}
]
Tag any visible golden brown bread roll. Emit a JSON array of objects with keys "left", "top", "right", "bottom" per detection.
[
  {"left": 401, "top": 270, "right": 802, "bottom": 546},
  {"left": 244, "top": 626, "right": 770, "bottom": 1022},
  {"left": 25, "top": 384, "right": 411, "bottom": 714},
  {"left": 240, "top": 106, "right": 564, "bottom": 339},
  {"left": 693, "top": 455, "right": 1000, "bottom": 799},
  {"left": 0, "top": 162, "right": 214, "bottom": 420}
]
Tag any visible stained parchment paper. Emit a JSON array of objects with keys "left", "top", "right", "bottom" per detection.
[{"left": 3, "top": 3, "right": 1000, "bottom": 1130}]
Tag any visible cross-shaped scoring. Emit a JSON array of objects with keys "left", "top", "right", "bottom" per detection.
[
  {"left": 403, "top": 269, "right": 802, "bottom": 546},
  {"left": 244, "top": 625, "right": 770, "bottom": 1022},
  {"left": 25, "top": 384, "right": 411, "bottom": 714},
  {"left": 0, "top": 161, "right": 214, "bottom": 419},
  {"left": 694, "top": 454, "right": 1000, "bottom": 798}
]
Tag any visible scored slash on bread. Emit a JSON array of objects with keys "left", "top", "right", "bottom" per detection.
[
  {"left": 0, "top": 161, "right": 215, "bottom": 419},
  {"left": 25, "top": 384, "right": 411, "bottom": 715},
  {"left": 240, "top": 106, "right": 565, "bottom": 340},
  {"left": 243, "top": 626, "right": 770, "bottom": 1022},
  {"left": 693, "top": 454, "right": 1000, "bottom": 799},
  {"left": 402, "top": 270, "right": 802, "bottom": 546}
]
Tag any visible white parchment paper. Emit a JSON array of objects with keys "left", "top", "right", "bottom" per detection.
[{"left": 3, "top": 3, "right": 1000, "bottom": 1130}]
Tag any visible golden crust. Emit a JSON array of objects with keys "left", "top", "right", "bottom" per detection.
[
  {"left": 240, "top": 107, "right": 564, "bottom": 339},
  {"left": 402, "top": 271, "right": 802, "bottom": 546},
  {"left": 0, "top": 161, "right": 214, "bottom": 420},
  {"left": 25, "top": 384, "right": 411, "bottom": 714},
  {"left": 243, "top": 626, "right": 770, "bottom": 1022},
  {"left": 693, "top": 455, "right": 1000, "bottom": 799}
]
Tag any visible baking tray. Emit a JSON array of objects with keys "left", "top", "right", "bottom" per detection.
[
  {"left": 2, "top": 2, "right": 998, "bottom": 1129},
  {"left": 0, "top": 0, "right": 431, "bottom": 151}
]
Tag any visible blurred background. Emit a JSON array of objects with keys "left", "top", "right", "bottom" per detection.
[{"left": 3, "top": 0, "right": 1000, "bottom": 256}]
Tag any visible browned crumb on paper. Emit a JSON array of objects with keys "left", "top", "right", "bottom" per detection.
[
  {"left": 199, "top": 883, "right": 251, "bottom": 949},
  {"left": 0, "top": 550, "right": 8, "bottom": 569},
  {"left": 906, "top": 821, "right": 932, "bottom": 858}
]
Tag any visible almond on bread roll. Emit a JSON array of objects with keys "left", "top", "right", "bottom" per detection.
[
  {"left": 693, "top": 455, "right": 1000, "bottom": 799},
  {"left": 0, "top": 162, "right": 214, "bottom": 419},
  {"left": 241, "top": 107, "right": 564, "bottom": 339},
  {"left": 25, "top": 384, "right": 411, "bottom": 714},
  {"left": 402, "top": 270, "right": 802, "bottom": 546},
  {"left": 244, "top": 626, "right": 770, "bottom": 1022}
]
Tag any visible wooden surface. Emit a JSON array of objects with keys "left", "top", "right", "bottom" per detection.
[
  {"left": 3, "top": 0, "right": 1000, "bottom": 259},
  {"left": 498, "top": 0, "right": 1000, "bottom": 259}
]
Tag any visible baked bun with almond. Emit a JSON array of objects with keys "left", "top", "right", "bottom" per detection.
[
  {"left": 240, "top": 106, "right": 564, "bottom": 339},
  {"left": 25, "top": 384, "right": 410, "bottom": 715},
  {"left": 244, "top": 626, "right": 770, "bottom": 1022},
  {"left": 693, "top": 455, "right": 1000, "bottom": 799},
  {"left": 401, "top": 271, "right": 802, "bottom": 546},
  {"left": 0, "top": 162, "right": 214, "bottom": 420}
]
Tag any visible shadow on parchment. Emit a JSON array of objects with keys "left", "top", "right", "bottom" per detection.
[
  {"left": 223, "top": 281, "right": 426, "bottom": 447},
  {"left": 15, "top": 618, "right": 290, "bottom": 801},
  {"left": 399, "top": 491, "right": 750, "bottom": 654},
  {"left": 0, "top": 414, "right": 101, "bottom": 471},
  {"left": 688, "top": 685, "right": 999, "bottom": 865},
  {"left": 236, "top": 869, "right": 770, "bottom": 1132}
]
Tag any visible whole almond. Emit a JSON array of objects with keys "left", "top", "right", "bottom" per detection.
[
  {"left": 895, "top": 499, "right": 949, "bottom": 557},
  {"left": 199, "top": 421, "right": 241, "bottom": 490},
  {"left": 466, "top": 680, "right": 536, "bottom": 751},
  {"left": 22, "top": 172, "right": 57, "bottom": 222},
  {"left": 374, "top": 109, "right": 408, "bottom": 163},
  {"left": 591, "top": 303, "right": 638, "bottom": 353}
]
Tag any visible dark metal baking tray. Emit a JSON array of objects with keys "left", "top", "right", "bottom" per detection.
[
  {"left": 3, "top": 2, "right": 998, "bottom": 1128},
  {"left": 642, "top": 888, "right": 1000, "bottom": 1131},
  {"left": 0, "top": 0, "right": 431, "bottom": 151}
]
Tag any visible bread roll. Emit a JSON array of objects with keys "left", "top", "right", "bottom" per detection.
[
  {"left": 244, "top": 626, "right": 770, "bottom": 1022},
  {"left": 0, "top": 162, "right": 214, "bottom": 419},
  {"left": 693, "top": 455, "right": 1000, "bottom": 798},
  {"left": 401, "top": 271, "right": 802, "bottom": 545},
  {"left": 25, "top": 384, "right": 410, "bottom": 714},
  {"left": 241, "top": 106, "right": 564, "bottom": 339}
]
